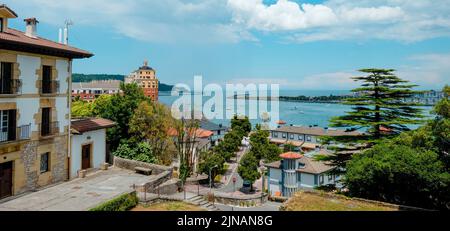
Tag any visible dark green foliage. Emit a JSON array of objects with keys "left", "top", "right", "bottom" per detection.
[
  {"left": 320, "top": 69, "right": 425, "bottom": 171},
  {"left": 345, "top": 143, "right": 450, "bottom": 210},
  {"left": 198, "top": 151, "right": 225, "bottom": 182},
  {"left": 231, "top": 115, "right": 252, "bottom": 135},
  {"left": 95, "top": 83, "right": 148, "bottom": 151},
  {"left": 73, "top": 73, "right": 125, "bottom": 82},
  {"left": 90, "top": 192, "right": 139, "bottom": 211},
  {"left": 238, "top": 152, "right": 261, "bottom": 191},
  {"left": 113, "top": 141, "right": 157, "bottom": 164},
  {"left": 249, "top": 125, "right": 281, "bottom": 162}
]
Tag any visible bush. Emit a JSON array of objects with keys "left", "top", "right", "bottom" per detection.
[
  {"left": 90, "top": 192, "right": 139, "bottom": 211},
  {"left": 113, "top": 141, "right": 157, "bottom": 164},
  {"left": 345, "top": 143, "right": 450, "bottom": 210}
]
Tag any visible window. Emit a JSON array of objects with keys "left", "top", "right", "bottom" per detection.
[
  {"left": 319, "top": 175, "right": 324, "bottom": 185},
  {"left": 42, "top": 65, "right": 52, "bottom": 94},
  {"left": 273, "top": 132, "right": 278, "bottom": 138},
  {"left": 290, "top": 134, "right": 294, "bottom": 139},
  {"left": 282, "top": 133, "right": 286, "bottom": 138},
  {"left": 0, "top": 62, "right": 13, "bottom": 94},
  {"left": 298, "top": 135, "right": 303, "bottom": 140},
  {"left": 0, "top": 110, "right": 16, "bottom": 142},
  {"left": 306, "top": 136, "right": 312, "bottom": 142},
  {"left": 0, "top": 18, "right": 3, "bottom": 32},
  {"left": 40, "top": 152, "right": 50, "bottom": 173},
  {"left": 41, "top": 107, "right": 51, "bottom": 136},
  {"left": 328, "top": 174, "right": 333, "bottom": 181}
]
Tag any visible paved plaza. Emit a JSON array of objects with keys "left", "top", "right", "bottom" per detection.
[{"left": 0, "top": 167, "right": 152, "bottom": 211}]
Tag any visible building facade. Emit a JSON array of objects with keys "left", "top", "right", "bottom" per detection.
[
  {"left": 199, "top": 118, "right": 228, "bottom": 146},
  {"left": 265, "top": 152, "right": 340, "bottom": 198},
  {"left": 269, "top": 125, "right": 362, "bottom": 152},
  {"left": 0, "top": 5, "right": 92, "bottom": 199},
  {"left": 70, "top": 118, "right": 115, "bottom": 179},
  {"left": 71, "top": 80, "right": 121, "bottom": 102},
  {"left": 125, "top": 61, "right": 158, "bottom": 101}
]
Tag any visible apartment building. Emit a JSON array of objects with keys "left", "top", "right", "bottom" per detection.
[
  {"left": 0, "top": 5, "right": 92, "bottom": 199},
  {"left": 72, "top": 80, "right": 121, "bottom": 102},
  {"left": 125, "top": 61, "right": 159, "bottom": 101},
  {"left": 269, "top": 125, "right": 362, "bottom": 152}
]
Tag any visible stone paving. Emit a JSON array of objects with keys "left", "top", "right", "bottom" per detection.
[{"left": 0, "top": 167, "right": 153, "bottom": 211}]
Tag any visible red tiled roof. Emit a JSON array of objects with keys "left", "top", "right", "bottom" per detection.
[
  {"left": 167, "top": 127, "right": 213, "bottom": 138},
  {"left": 280, "top": 152, "right": 303, "bottom": 159},
  {"left": 71, "top": 118, "right": 115, "bottom": 134},
  {"left": 0, "top": 28, "right": 93, "bottom": 59}
]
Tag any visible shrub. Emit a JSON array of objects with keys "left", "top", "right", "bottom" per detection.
[{"left": 90, "top": 192, "right": 139, "bottom": 211}]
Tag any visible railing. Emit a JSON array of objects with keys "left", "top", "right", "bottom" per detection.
[
  {"left": 0, "top": 79, "right": 22, "bottom": 95},
  {"left": 18, "top": 124, "right": 31, "bottom": 140},
  {"left": 39, "top": 80, "right": 60, "bottom": 95},
  {"left": 40, "top": 121, "right": 59, "bottom": 137},
  {"left": 0, "top": 123, "right": 31, "bottom": 143}
]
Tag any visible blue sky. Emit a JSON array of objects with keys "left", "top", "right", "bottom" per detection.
[{"left": 4, "top": 0, "right": 450, "bottom": 90}]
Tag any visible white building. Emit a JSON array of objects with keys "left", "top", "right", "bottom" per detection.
[
  {"left": 70, "top": 118, "right": 115, "bottom": 179},
  {"left": 0, "top": 5, "right": 92, "bottom": 199},
  {"left": 265, "top": 151, "right": 340, "bottom": 198}
]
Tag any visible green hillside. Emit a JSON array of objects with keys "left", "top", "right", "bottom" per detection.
[{"left": 72, "top": 73, "right": 174, "bottom": 91}]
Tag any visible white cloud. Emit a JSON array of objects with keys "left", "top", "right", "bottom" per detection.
[
  {"left": 4, "top": 0, "right": 450, "bottom": 43},
  {"left": 228, "top": 0, "right": 450, "bottom": 43}
]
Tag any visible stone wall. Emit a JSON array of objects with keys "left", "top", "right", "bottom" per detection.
[
  {"left": 205, "top": 191, "right": 269, "bottom": 207},
  {"left": 113, "top": 156, "right": 172, "bottom": 175},
  {"left": 20, "top": 141, "right": 39, "bottom": 193},
  {"left": 52, "top": 136, "right": 68, "bottom": 183}
]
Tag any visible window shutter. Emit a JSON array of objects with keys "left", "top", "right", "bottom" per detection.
[{"left": 7, "top": 110, "right": 16, "bottom": 141}]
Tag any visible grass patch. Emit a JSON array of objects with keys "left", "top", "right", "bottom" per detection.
[
  {"left": 90, "top": 192, "right": 139, "bottom": 211},
  {"left": 132, "top": 201, "right": 205, "bottom": 211},
  {"left": 283, "top": 191, "right": 397, "bottom": 211}
]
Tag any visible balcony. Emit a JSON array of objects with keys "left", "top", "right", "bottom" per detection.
[
  {"left": 39, "top": 80, "right": 60, "bottom": 95},
  {"left": 0, "top": 123, "right": 31, "bottom": 144},
  {"left": 0, "top": 79, "right": 22, "bottom": 95},
  {"left": 39, "top": 121, "right": 59, "bottom": 137}
]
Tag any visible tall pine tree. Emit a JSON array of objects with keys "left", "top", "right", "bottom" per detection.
[{"left": 319, "top": 69, "right": 425, "bottom": 173}]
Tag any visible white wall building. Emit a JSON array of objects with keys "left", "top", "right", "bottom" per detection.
[{"left": 70, "top": 118, "right": 115, "bottom": 179}]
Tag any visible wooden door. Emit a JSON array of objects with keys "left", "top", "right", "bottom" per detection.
[
  {"left": 81, "top": 144, "right": 91, "bottom": 170},
  {"left": 0, "top": 161, "right": 13, "bottom": 199}
]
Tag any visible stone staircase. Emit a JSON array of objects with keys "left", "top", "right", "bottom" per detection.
[{"left": 186, "top": 195, "right": 220, "bottom": 211}]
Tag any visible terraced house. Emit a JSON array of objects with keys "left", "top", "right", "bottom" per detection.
[{"left": 0, "top": 5, "right": 92, "bottom": 199}]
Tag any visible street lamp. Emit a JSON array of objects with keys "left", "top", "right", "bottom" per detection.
[{"left": 209, "top": 165, "right": 218, "bottom": 192}]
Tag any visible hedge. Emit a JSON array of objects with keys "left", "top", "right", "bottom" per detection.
[{"left": 90, "top": 192, "right": 139, "bottom": 211}]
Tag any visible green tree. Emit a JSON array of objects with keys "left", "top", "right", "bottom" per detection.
[
  {"left": 113, "top": 141, "right": 157, "bottom": 164},
  {"left": 129, "top": 101, "right": 175, "bottom": 165},
  {"left": 71, "top": 100, "right": 93, "bottom": 118},
  {"left": 344, "top": 143, "right": 450, "bottom": 210},
  {"left": 92, "top": 94, "right": 112, "bottom": 117},
  {"left": 231, "top": 115, "right": 251, "bottom": 135},
  {"left": 320, "top": 69, "right": 425, "bottom": 171},
  {"left": 249, "top": 125, "right": 281, "bottom": 162},
  {"left": 238, "top": 152, "right": 261, "bottom": 191},
  {"left": 94, "top": 83, "right": 147, "bottom": 151},
  {"left": 198, "top": 151, "right": 225, "bottom": 183},
  {"left": 174, "top": 118, "right": 199, "bottom": 183}
]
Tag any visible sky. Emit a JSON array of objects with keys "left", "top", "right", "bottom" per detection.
[{"left": 3, "top": 0, "right": 450, "bottom": 90}]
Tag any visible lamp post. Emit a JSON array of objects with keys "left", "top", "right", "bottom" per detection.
[{"left": 209, "top": 165, "right": 218, "bottom": 192}]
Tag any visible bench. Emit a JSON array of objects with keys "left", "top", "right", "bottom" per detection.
[{"left": 135, "top": 167, "right": 152, "bottom": 176}]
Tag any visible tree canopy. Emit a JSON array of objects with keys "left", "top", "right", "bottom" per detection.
[
  {"left": 238, "top": 152, "right": 261, "bottom": 191},
  {"left": 319, "top": 69, "right": 425, "bottom": 172}
]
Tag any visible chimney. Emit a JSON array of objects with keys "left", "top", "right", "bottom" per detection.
[{"left": 24, "top": 18, "right": 38, "bottom": 38}]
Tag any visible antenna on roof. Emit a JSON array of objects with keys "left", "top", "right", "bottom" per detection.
[{"left": 63, "top": 19, "right": 73, "bottom": 45}]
